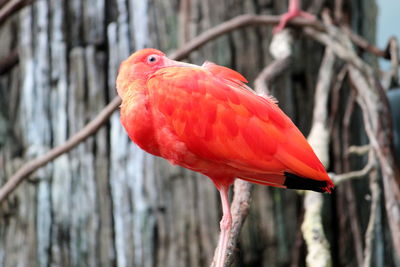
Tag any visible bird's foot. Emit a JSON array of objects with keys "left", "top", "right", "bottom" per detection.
[
  {"left": 214, "top": 186, "right": 232, "bottom": 267},
  {"left": 219, "top": 212, "right": 232, "bottom": 231},
  {"left": 273, "top": 0, "right": 316, "bottom": 33},
  {"left": 215, "top": 215, "right": 232, "bottom": 267}
]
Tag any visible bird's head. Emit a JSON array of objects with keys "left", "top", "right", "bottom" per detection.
[{"left": 116, "top": 48, "right": 182, "bottom": 98}]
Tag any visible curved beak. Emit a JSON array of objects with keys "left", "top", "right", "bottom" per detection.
[{"left": 164, "top": 57, "right": 198, "bottom": 68}]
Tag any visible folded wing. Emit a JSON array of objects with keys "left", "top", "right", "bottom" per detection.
[{"left": 148, "top": 65, "right": 333, "bottom": 192}]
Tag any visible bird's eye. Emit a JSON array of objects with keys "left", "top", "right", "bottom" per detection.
[{"left": 147, "top": 55, "right": 158, "bottom": 64}]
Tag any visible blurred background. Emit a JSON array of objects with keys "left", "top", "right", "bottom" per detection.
[{"left": 0, "top": 0, "right": 399, "bottom": 266}]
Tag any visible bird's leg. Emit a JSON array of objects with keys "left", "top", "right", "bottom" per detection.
[
  {"left": 273, "top": 0, "right": 316, "bottom": 33},
  {"left": 215, "top": 184, "right": 232, "bottom": 267}
]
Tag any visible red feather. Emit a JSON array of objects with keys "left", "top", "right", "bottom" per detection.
[{"left": 117, "top": 48, "right": 334, "bottom": 193}]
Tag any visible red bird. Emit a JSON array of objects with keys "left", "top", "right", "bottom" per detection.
[{"left": 116, "top": 48, "right": 334, "bottom": 267}]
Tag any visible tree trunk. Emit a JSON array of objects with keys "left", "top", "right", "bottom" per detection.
[{"left": 0, "top": 0, "right": 392, "bottom": 267}]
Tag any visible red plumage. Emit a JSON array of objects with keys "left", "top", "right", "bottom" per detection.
[
  {"left": 117, "top": 49, "right": 333, "bottom": 192},
  {"left": 116, "top": 48, "right": 334, "bottom": 267}
]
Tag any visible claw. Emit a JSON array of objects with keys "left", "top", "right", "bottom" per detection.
[{"left": 273, "top": 0, "right": 316, "bottom": 33}]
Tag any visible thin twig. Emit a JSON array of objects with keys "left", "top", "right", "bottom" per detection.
[
  {"left": 347, "top": 145, "right": 370, "bottom": 156},
  {"left": 330, "top": 136, "right": 375, "bottom": 187},
  {"left": 330, "top": 156, "right": 375, "bottom": 185}
]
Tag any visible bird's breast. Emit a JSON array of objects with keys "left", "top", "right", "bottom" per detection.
[{"left": 120, "top": 94, "right": 160, "bottom": 156}]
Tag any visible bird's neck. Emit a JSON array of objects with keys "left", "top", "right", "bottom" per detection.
[
  {"left": 120, "top": 80, "right": 147, "bottom": 112},
  {"left": 119, "top": 81, "right": 161, "bottom": 156}
]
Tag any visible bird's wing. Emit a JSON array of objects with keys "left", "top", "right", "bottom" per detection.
[{"left": 147, "top": 64, "right": 332, "bottom": 191}]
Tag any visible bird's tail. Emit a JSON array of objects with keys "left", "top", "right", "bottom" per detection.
[
  {"left": 283, "top": 172, "right": 334, "bottom": 193},
  {"left": 239, "top": 172, "right": 334, "bottom": 193}
]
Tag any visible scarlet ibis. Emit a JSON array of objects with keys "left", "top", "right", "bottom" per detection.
[{"left": 116, "top": 48, "right": 333, "bottom": 267}]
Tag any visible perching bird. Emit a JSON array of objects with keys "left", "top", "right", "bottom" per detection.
[
  {"left": 274, "top": 0, "right": 316, "bottom": 33},
  {"left": 116, "top": 48, "right": 334, "bottom": 267}
]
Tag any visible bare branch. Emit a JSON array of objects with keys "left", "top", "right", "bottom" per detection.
[
  {"left": 342, "top": 26, "right": 387, "bottom": 59},
  {"left": 0, "top": 96, "right": 121, "bottom": 202},
  {"left": 327, "top": 83, "right": 375, "bottom": 185},
  {"left": 347, "top": 145, "right": 371, "bottom": 156},
  {"left": 303, "top": 13, "right": 400, "bottom": 255},
  {"left": 363, "top": 168, "right": 380, "bottom": 267},
  {"left": 350, "top": 67, "right": 400, "bottom": 255},
  {"left": 0, "top": 0, "right": 34, "bottom": 26},
  {"left": 301, "top": 192, "right": 332, "bottom": 267},
  {"left": 302, "top": 48, "right": 335, "bottom": 267},
  {"left": 253, "top": 56, "right": 292, "bottom": 95},
  {"left": 307, "top": 48, "right": 335, "bottom": 168},
  {"left": 169, "top": 14, "right": 322, "bottom": 61}
]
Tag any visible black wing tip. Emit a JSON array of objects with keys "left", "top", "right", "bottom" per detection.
[{"left": 284, "top": 172, "right": 334, "bottom": 193}]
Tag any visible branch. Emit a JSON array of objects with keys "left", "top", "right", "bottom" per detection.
[
  {"left": 363, "top": 168, "right": 380, "bottom": 267},
  {"left": 301, "top": 192, "right": 332, "bottom": 267},
  {"left": 303, "top": 12, "right": 400, "bottom": 255},
  {"left": 349, "top": 67, "right": 400, "bottom": 255},
  {"left": 347, "top": 145, "right": 370, "bottom": 156},
  {"left": 302, "top": 47, "right": 335, "bottom": 267},
  {"left": 169, "top": 14, "right": 321, "bottom": 61},
  {"left": 253, "top": 56, "right": 292, "bottom": 96},
  {"left": 224, "top": 180, "right": 253, "bottom": 266},
  {"left": 0, "top": 0, "right": 33, "bottom": 26},
  {"left": 0, "top": 96, "right": 121, "bottom": 202},
  {"left": 342, "top": 26, "right": 387, "bottom": 59},
  {"left": 330, "top": 155, "right": 375, "bottom": 185}
]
